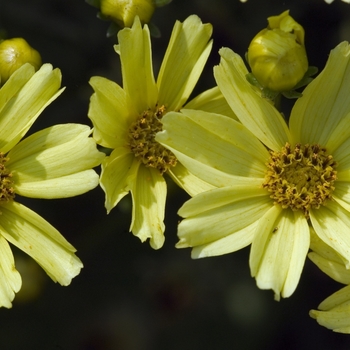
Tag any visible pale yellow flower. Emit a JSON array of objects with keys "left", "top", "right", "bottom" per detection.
[
  {"left": 88, "top": 15, "right": 229, "bottom": 249},
  {"left": 0, "top": 63, "right": 104, "bottom": 307},
  {"left": 156, "top": 42, "right": 350, "bottom": 300}
]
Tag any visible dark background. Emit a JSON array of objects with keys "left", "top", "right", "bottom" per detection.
[{"left": 1, "top": 0, "right": 350, "bottom": 349}]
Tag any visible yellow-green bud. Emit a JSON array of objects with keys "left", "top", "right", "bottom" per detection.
[
  {"left": 247, "top": 10, "right": 308, "bottom": 92},
  {"left": 0, "top": 38, "right": 42, "bottom": 84},
  {"left": 100, "top": 0, "right": 156, "bottom": 28}
]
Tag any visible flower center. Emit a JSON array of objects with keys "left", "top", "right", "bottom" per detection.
[
  {"left": 128, "top": 105, "right": 177, "bottom": 174},
  {"left": 262, "top": 143, "right": 337, "bottom": 217},
  {"left": 0, "top": 153, "right": 15, "bottom": 202}
]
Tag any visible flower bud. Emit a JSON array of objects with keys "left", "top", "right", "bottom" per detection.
[
  {"left": 100, "top": 0, "right": 156, "bottom": 28},
  {"left": 247, "top": 10, "right": 308, "bottom": 92},
  {"left": 0, "top": 38, "right": 42, "bottom": 84}
]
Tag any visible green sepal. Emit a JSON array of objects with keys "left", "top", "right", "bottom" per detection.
[
  {"left": 154, "top": 0, "right": 172, "bottom": 7},
  {"left": 106, "top": 22, "right": 121, "bottom": 38},
  {"left": 148, "top": 22, "right": 161, "bottom": 38},
  {"left": 85, "top": 0, "right": 101, "bottom": 9}
]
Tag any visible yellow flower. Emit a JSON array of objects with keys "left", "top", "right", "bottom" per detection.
[
  {"left": 156, "top": 42, "right": 350, "bottom": 300},
  {"left": 247, "top": 10, "right": 308, "bottom": 92},
  {"left": 88, "top": 15, "right": 218, "bottom": 249},
  {"left": 0, "top": 63, "right": 104, "bottom": 308},
  {"left": 0, "top": 38, "right": 42, "bottom": 84}
]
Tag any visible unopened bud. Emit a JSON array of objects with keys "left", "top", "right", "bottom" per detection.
[
  {"left": 247, "top": 10, "right": 308, "bottom": 92},
  {"left": 100, "top": 0, "right": 156, "bottom": 28},
  {"left": 0, "top": 38, "right": 42, "bottom": 84}
]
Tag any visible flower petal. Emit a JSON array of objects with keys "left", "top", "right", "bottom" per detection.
[
  {"left": 100, "top": 147, "right": 135, "bottom": 213},
  {"left": 14, "top": 170, "right": 99, "bottom": 199},
  {"left": 0, "top": 234, "right": 21, "bottom": 308},
  {"left": 0, "top": 201, "right": 82, "bottom": 286},
  {"left": 310, "top": 200, "right": 350, "bottom": 268},
  {"left": 177, "top": 184, "right": 271, "bottom": 248},
  {"left": 118, "top": 17, "right": 157, "bottom": 113},
  {"left": 7, "top": 124, "right": 104, "bottom": 197},
  {"left": 0, "top": 64, "right": 64, "bottom": 154},
  {"left": 156, "top": 110, "right": 268, "bottom": 187},
  {"left": 214, "top": 47, "right": 291, "bottom": 151},
  {"left": 168, "top": 161, "right": 215, "bottom": 197},
  {"left": 309, "top": 226, "right": 350, "bottom": 284},
  {"left": 157, "top": 15, "right": 213, "bottom": 111},
  {"left": 184, "top": 86, "right": 238, "bottom": 120},
  {"left": 290, "top": 42, "right": 350, "bottom": 146},
  {"left": 325, "top": 112, "right": 350, "bottom": 161},
  {"left": 250, "top": 206, "right": 309, "bottom": 300},
  {"left": 88, "top": 76, "right": 130, "bottom": 149},
  {"left": 0, "top": 63, "right": 34, "bottom": 115},
  {"left": 130, "top": 165, "right": 166, "bottom": 249},
  {"left": 333, "top": 182, "right": 350, "bottom": 212}
]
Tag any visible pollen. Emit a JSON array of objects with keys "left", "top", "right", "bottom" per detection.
[
  {"left": 128, "top": 105, "right": 177, "bottom": 174},
  {"left": 0, "top": 153, "right": 15, "bottom": 202},
  {"left": 262, "top": 143, "right": 337, "bottom": 217}
]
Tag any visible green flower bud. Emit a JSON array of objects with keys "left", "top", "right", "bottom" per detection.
[
  {"left": 247, "top": 10, "right": 308, "bottom": 92},
  {"left": 0, "top": 38, "right": 42, "bottom": 84},
  {"left": 100, "top": 0, "right": 156, "bottom": 28}
]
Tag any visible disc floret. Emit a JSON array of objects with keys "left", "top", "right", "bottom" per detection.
[
  {"left": 263, "top": 143, "right": 337, "bottom": 217},
  {"left": 128, "top": 104, "right": 177, "bottom": 174},
  {"left": 0, "top": 153, "right": 15, "bottom": 202}
]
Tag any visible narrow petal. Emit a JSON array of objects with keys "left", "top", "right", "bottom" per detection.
[
  {"left": 309, "top": 252, "right": 350, "bottom": 285},
  {"left": 290, "top": 42, "right": 350, "bottom": 146},
  {"left": 214, "top": 47, "right": 291, "bottom": 151},
  {"left": 130, "top": 165, "right": 166, "bottom": 249},
  {"left": 310, "top": 200, "right": 350, "bottom": 268},
  {"left": 100, "top": 147, "right": 135, "bottom": 213},
  {"left": 333, "top": 182, "right": 350, "bottom": 212},
  {"left": 156, "top": 110, "right": 268, "bottom": 187},
  {"left": 7, "top": 124, "right": 104, "bottom": 197},
  {"left": 318, "top": 285, "right": 350, "bottom": 310},
  {"left": 88, "top": 76, "right": 130, "bottom": 149},
  {"left": 184, "top": 86, "right": 238, "bottom": 120},
  {"left": 168, "top": 161, "right": 215, "bottom": 197},
  {"left": 14, "top": 170, "right": 99, "bottom": 199},
  {"left": 325, "top": 112, "right": 350, "bottom": 161},
  {"left": 157, "top": 15, "right": 213, "bottom": 111},
  {"left": 0, "top": 235, "right": 21, "bottom": 308},
  {"left": 118, "top": 17, "right": 158, "bottom": 113},
  {"left": 0, "top": 64, "right": 64, "bottom": 154},
  {"left": 309, "top": 227, "right": 350, "bottom": 284},
  {"left": 0, "top": 63, "right": 34, "bottom": 115},
  {"left": 0, "top": 201, "right": 83, "bottom": 286},
  {"left": 250, "top": 206, "right": 309, "bottom": 300},
  {"left": 177, "top": 184, "right": 271, "bottom": 248},
  {"left": 191, "top": 220, "right": 259, "bottom": 259}
]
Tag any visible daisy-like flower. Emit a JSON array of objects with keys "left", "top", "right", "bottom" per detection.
[
  {"left": 88, "top": 15, "right": 223, "bottom": 249},
  {"left": 0, "top": 63, "right": 104, "bottom": 308},
  {"left": 156, "top": 41, "right": 350, "bottom": 300}
]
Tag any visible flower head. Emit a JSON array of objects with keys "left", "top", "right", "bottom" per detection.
[
  {"left": 247, "top": 10, "right": 308, "bottom": 92},
  {"left": 0, "top": 63, "right": 104, "bottom": 307},
  {"left": 156, "top": 41, "right": 350, "bottom": 300},
  {"left": 88, "top": 15, "right": 215, "bottom": 249}
]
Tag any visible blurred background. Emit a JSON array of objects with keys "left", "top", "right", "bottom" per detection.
[{"left": 1, "top": 0, "right": 350, "bottom": 349}]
